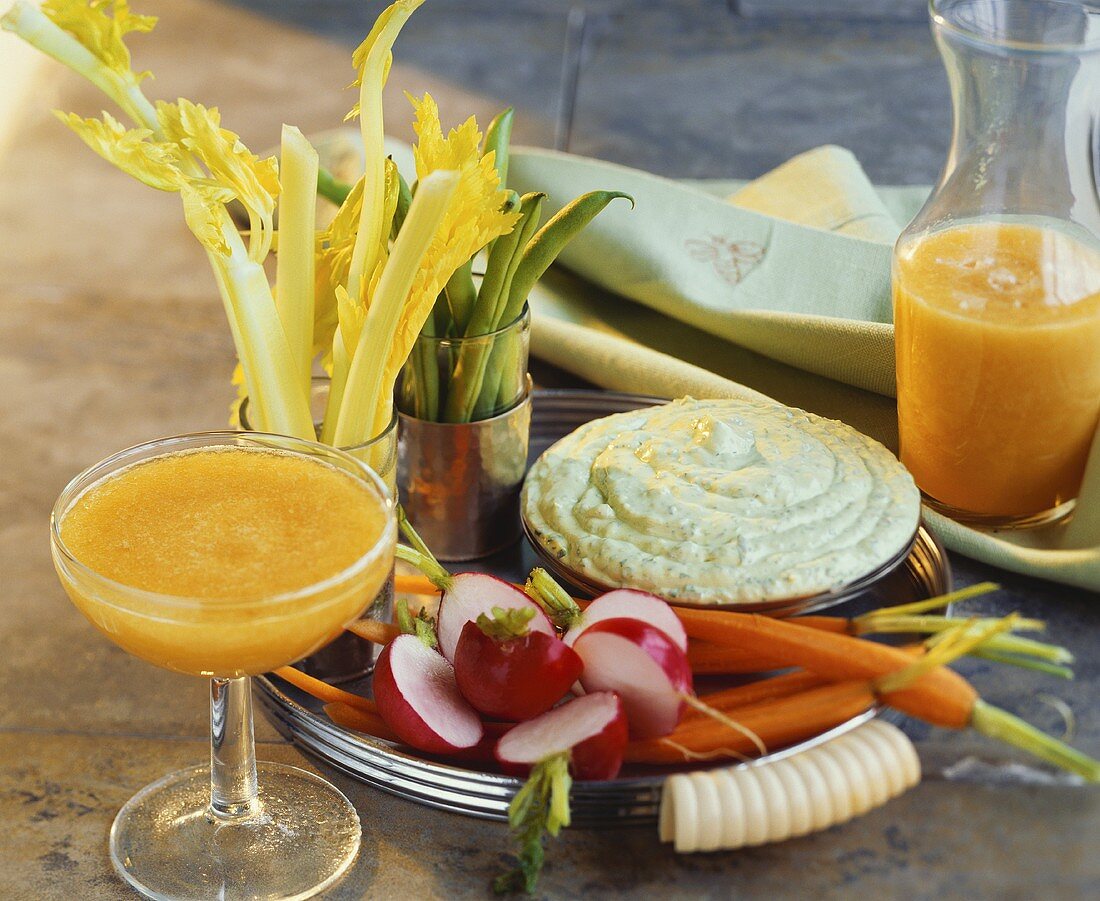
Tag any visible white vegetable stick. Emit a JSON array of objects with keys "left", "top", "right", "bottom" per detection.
[
  {"left": 660, "top": 721, "right": 921, "bottom": 853},
  {"left": 714, "top": 772, "right": 745, "bottom": 850},
  {"left": 668, "top": 774, "right": 698, "bottom": 852},
  {"left": 788, "top": 754, "right": 834, "bottom": 832},
  {"left": 755, "top": 765, "right": 792, "bottom": 842},
  {"left": 770, "top": 760, "right": 813, "bottom": 838},
  {"left": 858, "top": 725, "right": 909, "bottom": 797},
  {"left": 811, "top": 748, "right": 852, "bottom": 826},
  {"left": 735, "top": 768, "right": 770, "bottom": 847},
  {"left": 846, "top": 731, "right": 892, "bottom": 808},
  {"left": 828, "top": 740, "right": 875, "bottom": 816},
  {"left": 689, "top": 772, "right": 722, "bottom": 852}
]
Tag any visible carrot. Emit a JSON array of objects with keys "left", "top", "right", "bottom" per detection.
[
  {"left": 689, "top": 670, "right": 825, "bottom": 717},
  {"left": 626, "top": 681, "right": 876, "bottom": 765},
  {"left": 687, "top": 641, "right": 791, "bottom": 674},
  {"left": 673, "top": 610, "right": 977, "bottom": 729},
  {"left": 325, "top": 701, "right": 399, "bottom": 741},
  {"left": 273, "top": 665, "right": 378, "bottom": 714},
  {"left": 346, "top": 618, "right": 401, "bottom": 645},
  {"left": 779, "top": 614, "right": 850, "bottom": 634},
  {"left": 395, "top": 573, "right": 442, "bottom": 595}
]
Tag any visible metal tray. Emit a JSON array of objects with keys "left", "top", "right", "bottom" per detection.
[{"left": 256, "top": 389, "right": 951, "bottom": 825}]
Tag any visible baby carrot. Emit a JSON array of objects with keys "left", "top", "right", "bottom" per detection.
[
  {"left": 626, "top": 682, "right": 876, "bottom": 766},
  {"left": 346, "top": 618, "right": 401, "bottom": 645},
  {"left": 675, "top": 609, "right": 977, "bottom": 729},
  {"left": 273, "top": 665, "right": 378, "bottom": 714},
  {"left": 325, "top": 701, "right": 399, "bottom": 741}
]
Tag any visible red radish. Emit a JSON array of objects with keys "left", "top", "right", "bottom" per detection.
[
  {"left": 437, "top": 572, "right": 554, "bottom": 663},
  {"left": 564, "top": 589, "right": 687, "bottom": 651},
  {"left": 495, "top": 692, "right": 628, "bottom": 780},
  {"left": 373, "top": 634, "right": 483, "bottom": 755},
  {"left": 454, "top": 619, "right": 583, "bottom": 721},
  {"left": 572, "top": 618, "right": 693, "bottom": 739}
]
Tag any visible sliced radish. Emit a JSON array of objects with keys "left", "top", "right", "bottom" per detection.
[
  {"left": 437, "top": 572, "right": 554, "bottom": 663},
  {"left": 564, "top": 589, "right": 687, "bottom": 652},
  {"left": 495, "top": 691, "right": 628, "bottom": 780},
  {"left": 373, "top": 635, "right": 483, "bottom": 755},
  {"left": 572, "top": 618, "right": 693, "bottom": 739},
  {"left": 454, "top": 621, "right": 583, "bottom": 721}
]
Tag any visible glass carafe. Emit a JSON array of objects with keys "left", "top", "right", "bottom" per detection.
[{"left": 894, "top": 0, "right": 1100, "bottom": 527}]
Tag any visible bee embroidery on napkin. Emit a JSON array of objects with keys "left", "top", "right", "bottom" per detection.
[{"left": 685, "top": 237, "right": 765, "bottom": 286}]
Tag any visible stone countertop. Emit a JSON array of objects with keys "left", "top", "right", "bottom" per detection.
[{"left": 0, "top": 1, "right": 1097, "bottom": 898}]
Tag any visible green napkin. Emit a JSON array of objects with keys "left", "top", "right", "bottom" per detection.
[{"left": 508, "top": 144, "right": 1100, "bottom": 593}]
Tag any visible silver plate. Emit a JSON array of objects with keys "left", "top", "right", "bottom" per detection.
[{"left": 256, "top": 389, "right": 951, "bottom": 825}]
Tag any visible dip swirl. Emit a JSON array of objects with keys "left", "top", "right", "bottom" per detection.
[{"left": 522, "top": 398, "right": 920, "bottom": 605}]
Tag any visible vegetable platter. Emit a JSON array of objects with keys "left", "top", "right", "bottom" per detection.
[{"left": 256, "top": 390, "right": 950, "bottom": 825}]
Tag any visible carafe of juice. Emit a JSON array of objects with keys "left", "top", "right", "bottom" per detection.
[{"left": 894, "top": 0, "right": 1100, "bottom": 526}]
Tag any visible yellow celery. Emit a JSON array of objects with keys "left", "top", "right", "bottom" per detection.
[
  {"left": 333, "top": 169, "right": 461, "bottom": 448},
  {"left": 1, "top": 2, "right": 158, "bottom": 129},
  {"left": 320, "top": 161, "right": 400, "bottom": 445},
  {"left": 5, "top": 2, "right": 314, "bottom": 438},
  {"left": 275, "top": 125, "right": 319, "bottom": 394},
  {"left": 344, "top": 0, "right": 424, "bottom": 305}
]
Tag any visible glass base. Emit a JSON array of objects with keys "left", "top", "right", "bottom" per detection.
[
  {"left": 110, "top": 762, "right": 360, "bottom": 901},
  {"left": 921, "top": 493, "right": 1076, "bottom": 530}
]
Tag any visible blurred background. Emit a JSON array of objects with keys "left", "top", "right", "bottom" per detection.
[{"left": 220, "top": 0, "right": 949, "bottom": 182}]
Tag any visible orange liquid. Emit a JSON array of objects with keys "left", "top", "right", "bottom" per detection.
[
  {"left": 894, "top": 222, "right": 1100, "bottom": 518},
  {"left": 56, "top": 447, "right": 392, "bottom": 676}
]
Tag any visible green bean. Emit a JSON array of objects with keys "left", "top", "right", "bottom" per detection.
[
  {"left": 444, "top": 193, "right": 544, "bottom": 422},
  {"left": 391, "top": 169, "right": 414, "bottom": 239},
  {"left": 316, "top": 165, "right": 352, "bottom": 205},
  {"left": 505, "top": 190, "right": 632, "bottom": 316},
  {"left": 483, "top": 106, "right": 514, "bottom": 189},
  {"left": 444, "top": 260, "right": 478, "bottom": 335}
]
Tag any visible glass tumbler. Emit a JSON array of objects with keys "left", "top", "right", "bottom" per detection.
[{"left": 894, "top": 0, "right": 1100, "bottom": 526}]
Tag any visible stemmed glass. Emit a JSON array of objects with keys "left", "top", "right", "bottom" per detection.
[{"left": 50, "top": 431, "right": 396, "bottom": 901}]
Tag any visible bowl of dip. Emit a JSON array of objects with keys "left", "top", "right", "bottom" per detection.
[{"left": 521, "top": 397, "right": 922, "bottom": 612}]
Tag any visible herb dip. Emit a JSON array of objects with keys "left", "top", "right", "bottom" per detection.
[{"left": 522, "top": 398, "right": 920, "bottom": 605}]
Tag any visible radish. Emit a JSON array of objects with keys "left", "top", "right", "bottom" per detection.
[
  {"left": 563, "top": 589, "right": 688, "bottom": 652},
  {"left": 454, "top": 615, "right": 583, "bottom": 721},
  {"left": 495, "top": 691, "right": 628, "bottom": 780},
  {"left": 373, "top": 634, "right": 484, "bottom": 755},
  {"left": 572, "top": 618, "right": 693, "bottom": 739},
  {"left": 437, "top": 572, "right": 554, "bottom": 663}
]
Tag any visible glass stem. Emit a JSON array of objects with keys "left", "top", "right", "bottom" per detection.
[{"left": 209, "top": 676, "right": 259, "bottom": 820}]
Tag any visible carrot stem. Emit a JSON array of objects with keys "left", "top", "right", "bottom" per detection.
[{"left": 971, "top": 699, "right": 1100, "bottom": 782}]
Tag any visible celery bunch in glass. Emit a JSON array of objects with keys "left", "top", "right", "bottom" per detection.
[
  {"left": 3, "top": 0, "right": 520, "bottom": 449},
  {"left": 395, "top": 106, "right": 632, "bottom": 423}
]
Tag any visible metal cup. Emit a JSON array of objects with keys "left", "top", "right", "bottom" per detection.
[{"left": 399, "top": 379, "right": 532, "bottom": 561}]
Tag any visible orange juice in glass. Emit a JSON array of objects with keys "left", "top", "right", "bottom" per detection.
[
  {"left": 895, "top": 223, "right": 1100, "bottom": 521},
  {"left": 895, "top": 0, "right": 1100, "bottom": 526},
  {"left": 51, "top": 432, "right": 396, "bottom": 901}
]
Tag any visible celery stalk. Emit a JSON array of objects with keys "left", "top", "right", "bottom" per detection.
[
  {"left": 219, "top": 258, "right": 316, "bottom": 440},
  {"left": 275, "top": 125, "right": 319, "bottom": 394},
  {"left": 1, "top": 3, "right": 158, "bottom": 131},
  {"left": 345, "top": 0, "right": 424, "bottom": 303},
  {"left": 333, "top": 170, "right": 460, "bottom": 447}
]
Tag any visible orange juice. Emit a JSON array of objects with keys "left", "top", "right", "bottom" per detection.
[
  {"left": 894, "top": 222, "right": 1100, "bottom": 518},
  {"left": 55, "top": 447, "right": 392, "bottom": 676}
]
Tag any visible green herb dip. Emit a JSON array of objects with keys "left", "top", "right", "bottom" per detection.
[{"left": 522, "top": 398, "right": 920, "bottom": 605}]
